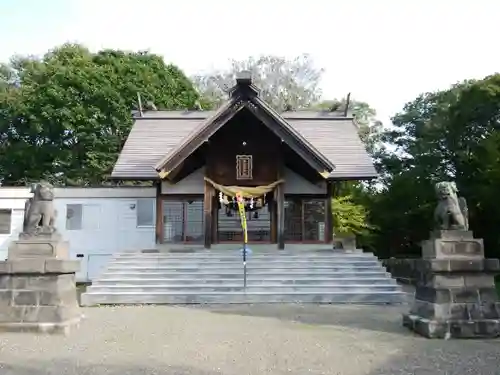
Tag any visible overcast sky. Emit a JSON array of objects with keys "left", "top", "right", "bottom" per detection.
[{"left": 1, "top": 0, "right": 499, "bottom": 125}]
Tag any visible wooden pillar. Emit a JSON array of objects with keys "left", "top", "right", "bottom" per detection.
[
  {"left": 270, "top": 197, "right": 277, "bottom": 243},
  {"left": 325, "top": 181, "right": 334, "bottom": 244},
  {"left": 203, "top": 180, "right": 214, "bottom": 249},
  {"left": 275, "top": 183, "right": 285, "bottom": 250},
  {"left": 212, "top": 194, "right": 219, "bottom": 244},
  {"left": 155, "top": 181, "right": 164, "bottom": 244}
]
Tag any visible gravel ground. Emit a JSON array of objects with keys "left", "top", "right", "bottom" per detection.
[{"left": 0, "top": 304, "right": 499, "bottom": 375}]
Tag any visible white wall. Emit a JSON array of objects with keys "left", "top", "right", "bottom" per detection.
[
  {"left": 0, "top": 187, "right": 156, "bottom": 282},
  {"left": 283, "top": 168, "right": 326, "bottom": 195},
  {"left": 161, "top": 167, "right": 326, "bottom": 195},
  {"left": 161, "top": 167, "right": 205, "bottom": 194}
]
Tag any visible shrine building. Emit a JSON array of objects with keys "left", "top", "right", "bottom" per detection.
[{"left": 111, "top": 72, "right": 377, "bottom": 250}]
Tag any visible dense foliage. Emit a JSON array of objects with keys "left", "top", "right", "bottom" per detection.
[
  {"left": 368, "top": 75, "right": 500, "bottom": 259},
  {"left": 0, "top": 44, "right": 201, "bottom": 186}
]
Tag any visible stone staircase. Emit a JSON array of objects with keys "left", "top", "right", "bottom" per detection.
[{"left": 80, "top": 249, "right": 406, "bottom": 306}]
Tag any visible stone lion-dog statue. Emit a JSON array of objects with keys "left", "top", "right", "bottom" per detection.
[
  {"left": 22, "top": 181, "right": 58, "bottom": 237},
  {"left": 433, "top": 181, "right": 469, "bottom": 231}
]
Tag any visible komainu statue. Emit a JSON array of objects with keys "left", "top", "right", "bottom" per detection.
[
  {"left": 433, "top": 181, "right": 469, "bottom": 231},
  {"left": 21, "top": 181, "right": 58, "bottom": 238}
]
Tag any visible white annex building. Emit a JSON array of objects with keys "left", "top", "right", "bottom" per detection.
[{"left": 0, "top": 187, "right": 157, "bottom": 282}]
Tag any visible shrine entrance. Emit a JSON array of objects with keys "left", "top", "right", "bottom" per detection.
[
  {"left": 216, "top": 192, "right": 272, "bottom": 243},
  {"left": 153, "top": 74, "right": 337, "bottom": 249}
]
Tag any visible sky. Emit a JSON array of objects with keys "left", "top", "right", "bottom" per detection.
[{"left": 1, "top": 0, "right": 500, "bottom": 125}]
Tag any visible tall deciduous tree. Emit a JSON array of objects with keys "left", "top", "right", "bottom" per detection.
[
  {"left": 0, "top": 44, "right": 201, "bottom": 186},
  {"left": 192, "top": 54, "right": 324, "bottom": 111}
]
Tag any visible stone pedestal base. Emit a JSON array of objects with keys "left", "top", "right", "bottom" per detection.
[
  {"left": 0, "top": 258, "right": 82, "bottom": 334},
  {"left": 403, "top": 256, "right": 500, "bottom": 339},
  {"left": 8, "top": 233, "right": 68, "bottom": 260},
  {"left": 422, "top": 230, "right": 484, "bottom": 259},
  {"left": 403, "top": 313, "right": 500, "bottom": 338}
]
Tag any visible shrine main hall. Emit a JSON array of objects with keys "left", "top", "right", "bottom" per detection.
[{"left": 111, "top": 72, "right": 377, "bottom": 249}]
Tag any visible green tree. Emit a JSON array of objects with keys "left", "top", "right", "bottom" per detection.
[
  {"left": 0, "top": 44, "right": 201, "bottom": 186},
  {"left": 365, "top": 84, "right": 470, "bottom": 256},
  {"left": 368, "top": 75, "right": 500, "bottom": 258}
]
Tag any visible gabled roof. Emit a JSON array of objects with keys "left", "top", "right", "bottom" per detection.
[
  {"left": 153, "top": 75, "right": 335, "bottom": 176},
  {"left": 111, "top": 73, "right": 377, "bottom": 181},
  {"left": 111, "top": 113, "right": 377, "bottom": 180}
]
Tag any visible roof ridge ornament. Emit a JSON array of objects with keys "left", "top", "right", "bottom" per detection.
[
  {"left": 236, "top": 70, "right": 252, "bottom": 86},
  {"left": 230, "top": 71, "right": 259, "bottom": 98}
]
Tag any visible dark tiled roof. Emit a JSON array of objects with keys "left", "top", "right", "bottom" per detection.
[{"left": 111, "top": 111, "right": 377, "bottom": 180}]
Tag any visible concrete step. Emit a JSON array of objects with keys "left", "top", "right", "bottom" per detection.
[
  {"left": 115, "top": 253, "right": 376, "bottom": 260},
  {"left": 86, "top": 284, "right": 401, "bottom": 293},
  {"left": 82, "top": 249, "right": 404, "bottom": 306},
  {"left": 92, "top": 277, "right": 398, "bottom": 286},
  {"left": 105, "top": 266, "right": 386, "bottom": 273},
  {"left": 80, "top": 291, "right": 407, "bottom": 305},
  {"left": 98, "top": 271, "right": 392, "bottom": 279},
  {"left": 109, "top": 260, "right": 382, "bottom": 267}
]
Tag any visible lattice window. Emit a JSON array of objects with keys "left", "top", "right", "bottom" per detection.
[
  {"left": 236, "top": 155, "right": 253, "bottom": 180},
  {"left": 284, "top": 198, "right": 325, "bottom": 242}
]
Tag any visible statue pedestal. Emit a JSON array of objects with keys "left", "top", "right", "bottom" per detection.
[
  {"left": 0, "top": 236, "right": 83, "bottom": 334},
  {"left": 8, "top": 233, "right": 69, "bottom": 259},
  {"left": 403, "top": 230, "right": 500, "bottom": 339}
]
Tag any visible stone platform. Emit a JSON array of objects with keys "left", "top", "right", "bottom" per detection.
[
  {"left": 403, "top": 230, "right": 500, "bottom": 339},
  {"left": 0, "top": 237, "right": 83, "bottom": 334}
]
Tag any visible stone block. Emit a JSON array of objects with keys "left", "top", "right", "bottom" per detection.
[
  {"left": 0, "top": 290, "right": 12, "bottom": 305},
  {"left": 39, "top": 288, "right": 78, "bottom": 306},
  {"left": 12, "top": 290, "right": 39, "bottom": 306},
  {"left": 430, "top": 230, "right": 474, "bottom": 240},
  {"left": 422, "top": 238, "right": 484, "bottom": 259},
  {"left": 0, "top": 262, "right": 11, "bottom": 273},
  {"left": 403, "top": 313, "right": 500, "bottom": 338},
  {"left": 450, "top": 288, "right": 480, "bottom": 303},
  {"left": 8, "top": 239, "right": 69, "bottom": 260},
  {"left": 45, "top": 259, "right": 80, "bottom": 274},
  {"left": 21, "top": 305, "right": 79, "bottom": 323},
  {"left": 0, "top": 275, "right": 10, "bottom": 289},
  {"left": 464, "top": 275, "right": 495, "bottom": 288},
  {"left": 415, "top": 287, "right": 452, "bottom": 304},
  {"left": 427, "top": 274, "right": 464, "bottom": 288},
  {"left": 478, "top": 287, "right": 499, "bottom": 303},
  {"left": 0, "top": 306, "right": 24, "bottom": 323},
  {"left": 9, "top": 259, "right": 46, "bottom": 273}
]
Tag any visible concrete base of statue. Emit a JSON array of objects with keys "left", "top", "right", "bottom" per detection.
[
  {"left": 403, "top": 230, "right": 500, "bottom": 339},
  {"left": 0, "top": 233, "right": 83, "bottom": 334}
]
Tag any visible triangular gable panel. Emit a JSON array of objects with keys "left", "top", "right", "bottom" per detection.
[{"left": 155, "top": 75, "right": 335, "bottom": 178}]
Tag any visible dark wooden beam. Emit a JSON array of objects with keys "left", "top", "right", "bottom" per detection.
[
  {"left": 275, "top": 163, "right": 285, "bottom": 250},
  {"left": 276, "top": 183, "right": 285, "bottom": 250},
  {"left": 155, "top": 182, "right": 164, "bottom": 244},
  {"left": 203, "top": 180, "right": 214, "bottom": 249},
  {"left": 270, "top": 195, "right": 277, "bottom": 243},
  {"left": 325, "top": 181, "right": 334, "bottom": 244},
  {"left": 212, "top": 194, "right": 218, "bottom": 244}
]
